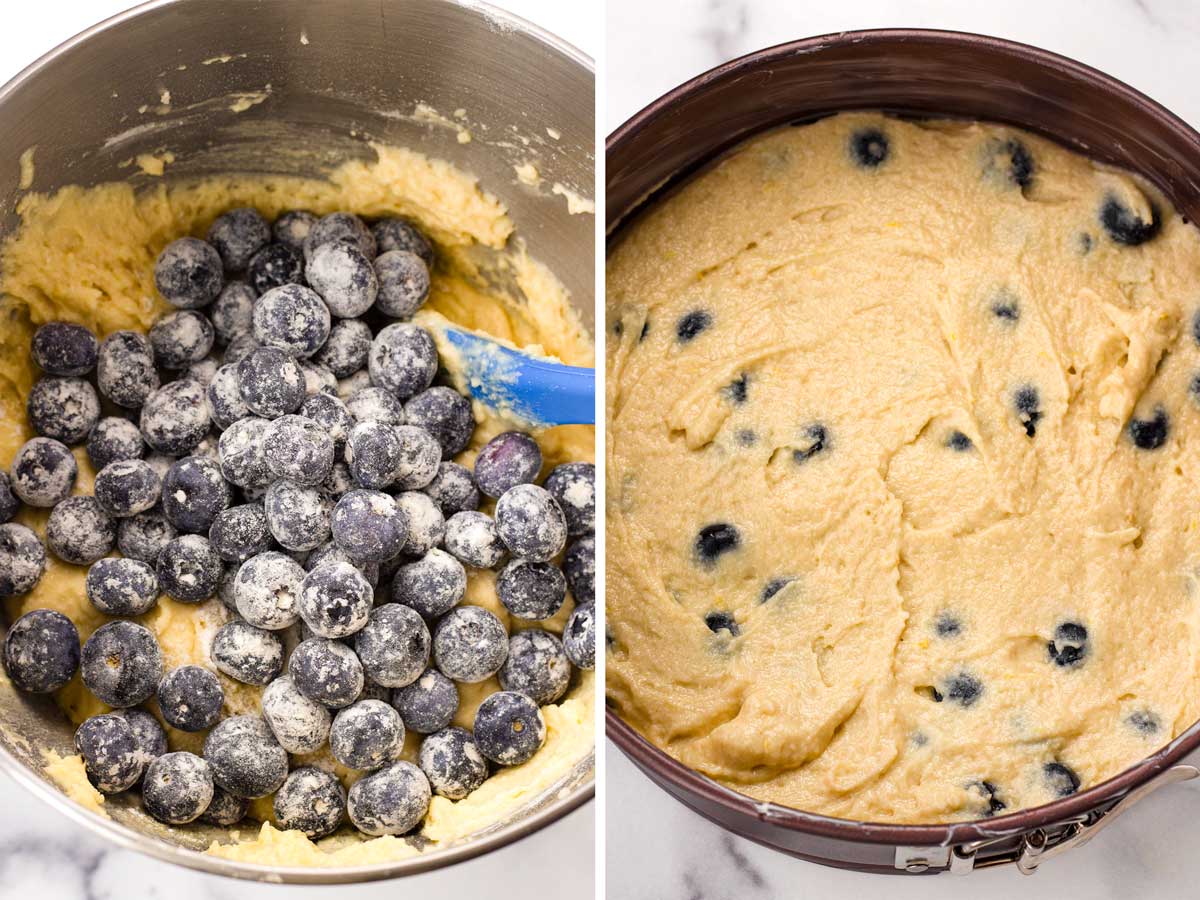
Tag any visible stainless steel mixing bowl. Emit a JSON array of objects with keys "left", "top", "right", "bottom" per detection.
[{"left": 0, "top": 0, "right": 594, "bottom": 883}]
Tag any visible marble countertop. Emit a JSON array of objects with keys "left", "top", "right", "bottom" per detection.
[
  {"left": 605, "top": 0, "right": 1200, "bottom": 897},
  {"left": 0, "top": 1, "right": 595, "bottom": 898}
]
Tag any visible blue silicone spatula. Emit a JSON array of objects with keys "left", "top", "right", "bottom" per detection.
[{"left": 440, "top": 326, "right": 595, "bottom": 427}]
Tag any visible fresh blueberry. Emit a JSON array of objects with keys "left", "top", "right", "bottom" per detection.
[
  {"left": 932, "top": 670, "right": 983, "bottom": 707},
  {"left": 117, "top": 509, "right": 177, "bottom": 564},
  {"left": 373, "top": 250, "right": 430, "bottom": 319},
  {"left": 368, "top": 323, "right": 438, "bottom": 400},
  {"left": 32, "top": 322, "right": 98, "bottom": 376},
  {"left": 218, "top": 415, "right": 273, "bottom": 488},
  {"left": 46, "top": 496, "right": 116, "bottom": 565},
  {"left": 209, "top": 504, "right": 274, "bottom": 562},
  {"left": 290, "top": 637, "right": 365, "bottom": 708},
  {"left": 263, "top": 414, "right": 335, "bottom": 486},
  {"left": 331, "top": 489, "right": 408, "bottom": 563},
  {"left": 97, "top": 331, "right": 159, "bottom": 409},
  {"left": 140, "top": 379, "right": 211, "bottom": 454},
  {"left": 563, "top": 535, "right": 595, "bottom": 605},
  {"left": 1043, "top": 761, "right": 1080, "bottom": 797},
  {"left": 85, "top": 557, "right": 158, "bottom": 616},
  {"left": 499, "top": 629, "right": 570, "bottom": 704},
  {"left": 10, "top": 437, "right": 76, "bottom": 507},
  {"left": 1013, "top": 385, "right": 1042, "bottom": 438},
  {"left": 346, "top": 760, "right": 430, "bottom": 836},
  {"left": 209, "top": 282, "right": 257, "bottom": 345},
  {"left": 260, "top": 674, "right": 332, "bottom": 754},
  {"left": 495, "top": 484, "right": 567, "bottom": 563},
  {"left": 1129, "top": 406, "right": 1169, "bottom": 450},
  {"left": 155, "top": 237, "right": 224, "bottom": 308},
  {"left": 27, "top": 376, "right": 100, "bottom": 445},
  {"left": 391, "top": 669, "right": 458, "bottom": 734},
  {"left": 156, "top": 534, "right": 222, "bottom": 602},
  {"left": 274, "top": 767, "right": 346, "bottom": 838},
  {"left": 203, "top": 714, "right": 289, "bottom": 798},
  {"left": 346, "top": 385, "right": 406, "bottom": 427},
  {"left": 234, "top": 550, "right": 305, "bottom": 629},
  {"left": 306, "top": 239, "right": 378, "bottom": 319},
  {"left": 372, "top": 218, "right": 433, "bottom": 266},
  {"left": 391, "top": 548, "right": 466, "bottom": 619},
  {"left": 695, "top": 523, "right": 740, "bottom": 566},
  {"left": 264, "top": 479, "right": 332, "bottom": 552},
  {"left": 87, "top": 418, "right": 145, "bottom": 471},
  {"left": 210, "top": 619, "right": 284, "bottom": 686},
  {"left": 247, "top": 241, "right": 304, "bottom": 294},
  {"left": 252, "top": 284, "right": 331, "bottom": 359},
  {"left": 157, "top": 665, "right": 224, "bottom": 731},
  {"left": 81, "top": 620, "right": 162, "bottom": 707},
  {"left": 201, "top": 787, "right": 250, "bottom": 826},
  {"left": 300, "top": 393, "right": 355, "bottom": 460},
  {"left": 418, "top": 727, "right": 487, "bottom": 800},
  {"left": 473, "top": 690, "right": 545, "bottom": 766},
  {"left": 149, "top": 310, "right": 215, "bottom": 370},
  {"left": 432, "top": 605, "right": 507, "bottom": 684},
  {"left": 704, "top": 611, "right": 739, "bottom": 636},
  {"left": 443, "top": 510, "right": 506, "bottom": 569},
  {"left": 497, "top": 559, "right": 566, "bottom": 620},
  {"left": 315, "top": 318, "right": 372, "bottom": 378},
  {"left": 676, "top": 310, "right": 711, "bottom": 342},
  {"left": 1048, "top": 621, "right": 1088, "bottom": 667},
  {"left": 946, "top": 430, "right": 973, "bottom": 452},
  {"left": 142, "top": 751, "right": 214, "bottom": 824},
  {"left": 564, "top": 602, "right": 595, "bottom": 670},
  {"left": 404, "top": 387, "right": 474, "bottom": 460},
  {"left": 1100, "top": 194, "right": 1160, "bottom": 246},
  {"left": 543, "top": 462, "right": 594, "bottom": 536},
  {"left": 423, "top": 462, "right": 481, "bottom": 515},
  {"left": 299, "top": 561, "right": 373, "bottom": 639},
  {"left": 74, "top": 714, "right": 143, "bottom": 793},
  {"left": 273, "top": 209, "right": 318, "bottom": 252},
  {"left": 331, "top": 699, "right": 405, "bottom": 771},
  {"left": 354, "top": 604, "right": 430, "bottom": 688},
  {"left": 304, "top": 212, "right": 376, "bottom": 261},
  {"left": 162, "top": 456, "right": 232, "bottom": 533},
  {"left": 849, "top": 127, "right": 889, "bottom": 167},
  {"left": 3, "top": 608, "right": 78, "bottom": 692},
  {"left": 238, "top": 346, "right": 306, "bottom": 418}
]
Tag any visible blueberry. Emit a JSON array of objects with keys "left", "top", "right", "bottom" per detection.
[
  {"left": 443, "top": 510, "right": 506, "bottom": 569},
  {"left": 315, "top": 318, "right": 372, "bottom": 379},
  {"left": 1013, "top": 385, "right": 1042, "bottom": 438},
  {"left": 27, "top": 376, "right": 100, "bottom": 445},
  {"left": 306, "top": 540, "right": 380, "bottom": 587},
  {"left": 563, "top": 535, "right": 595, "bottom": 605},
  {"left": 209, "top": 503, "right": 273, "bottom": 562},
  {"left": 299, "top": 393, "right": 355, "bottom": 460},
  {"left": 162, "top": 456, "right": 232, "bottom": 533},
  {"left": 331, "top": 489, "right": 408, "bottom": 563},
  {"left": 142, "top": 751, "right": 214, "bottom": 825},
  {"left": 3, "top": 608, "right": 78, "bottom": 692},
  {"left": 299, "top": 561, "right": 373, "bottom": 639},
  {"left": 432, "top": 605, "right": 507, "bottom": 683},
  {"left": 204, "top": 365, "right": 247, "bottom": 429},
  {"left": 274, "top": 767, "right": 346, "bottom": 838},
  {"left": 85, "top": 557, "right": 158, "bottom": 616},
  {"left": 495, "top": 484, "right": 567, "bottom": 563},
  {"left": 252, "top": 283, "right": 331, "bottom": 359},
  {"left": 499, "top": 629, "right": 570, "bottom": 704},
  {"left": 149, "top": 310, "right": 215, "bottom": 369},
  {"left": 203, "top": 715, "right": 289, "bottom": 798},
  {"left": 155, "top": 237, "right": 224, "bottom": 308},
  {"left": 0, "top": 473, "right": 18, "bottom": 525},
  {"left": 263, "top": 414, "right": 335, "bottom": 486},
  {"left": 418, "top": 727, "right": 487, "bottom": 801},
  {"left": 704, "top": 611, "right": 739, "bottom": 636},
  {"left": 354, "top": 603, "right": 430, "bottom": 688},
  {"left": 81, "top": 620, "right": 162, "bottom": 707},
  {"left": 157, "top": 665, "right": 224, "bottom": 732},
  {"left": 695, "top": 523, "right": 739, "bottom": 566},
  {"left": 392, "top": 669, "right": 458, "bottom": 734},
  {"left": 676, "top": 310, "right": 711, "bottom": 342},
  {"left": 74, "top": 714, "right": 143, "bottom": 793},
  {"left": 304, "top": 212, "right": 376, "bottom": 261},
  {"left": 473, "top": 690, "right": 545, "bottom": 766},
  {"left": 140, "top": 379, "right": 212, "bottom": 454},
  {"left": 209, "top": 282, "right": 257, "bottom": 345},
  {"left": 337, "top": 369, "right": 372, "bottom": 399},
  {"left": 201, "top": 788, "right": 250, "bottom": 826},
  {"left": 345, "top": 421, "right": 403, "bottom": 489},
  {"left": 0, "top": 524, "right": 45, "bottom": 599},
  {"left": 246, "top": 241, "right": 304, "bottom": 294},
  {"left": 290, "top": 637, "right": 365, "bottom": 708},
  {"left": 1128, "top": 710, "right": 1160, "bottom": 735},
  {"left": 792, "top": 423, "right": 828, "bottom": 464},
  {"left": 10, "top": 437, "right": 76, "bottom": 507},
  {"left": 183, "top": 354, "right": 221, "bottom": 389},
  {"left": 991, "top": 293, "right": 1020, "bottom": 321},
  {"left": 347, "top": 760, "right": 430, "bottom": 836},
  {"left": 393, "top": 425, "right": 441, "bottom": 490},
  {"left": 935, "top": 611, "right": 962, "bottom": 638},
  {"left": 564, "top": 602, "right": 595, "bottom": 670},
  {"left": 391, "top": 548, "right": 466, "bottom": 619},
  {"left": 543, "top": 462, "right": 594, "bottom": 537},
  {"left": 395, "top": 492, "right": 444, "bottom": 556},
  {"left": 265, "top": 479, "right": 332, "bottom": 551},
  {"left": 1044, "top": 761, "right": 1080, "bottom": 797},
  {"left": 932, "top": 670, "right": 983, "bottom": 707},
  {"left": 404, "top": 387, "right": 474, "bottom": 460},
  {"left": 346, "top": 386, "right": 406, "bottom": 428},
  {"left": 117, "top": 509, "right": 177, "bottom": 564},
  {"left": 761, "top": 577, "right": 792, "bottom": 603},
  {"left": 1100, "top": 194, "right": 1160, "bottom": 246},
  {"left": 1129, "top": 406, "right": 1169, "bottom": 450},
  {"left": 46, "top": 496, "right": 116, "bottom": 565},
  {"left": 372, "top": 218, "right": 434, "bottom": 266},
  {"left": 260, "top": 675, "right": 332, "bottom": 755},
  {"left": 475, "top": 433, "right": 541, "bottom": 501},
  {"left": 423, "top": 462, "right": 481, "bottom": 515},
  {"left": 849, "top": 127, "right": 889, "bottom": 167},
  {"left": 211, "top": 620, "right": 284, "bottom": 686},
  {"left": 234, "top": 550, "right": 305, "bottom": 629},
  {"left": 91, "top": 460, "right": 158, "bottom": 520},
  {"left": 497, "top": 559, "right": 567, "bottom": 620},
  {"left": 368, "top": 323, "right": 438, "bottom": 400},
  {"left": 967, "top": 780, "right": 1007, "bottom": 817},
  {"left": 218, "top": 415, "right": 273, "bottom": 488},
  {"left": 114, "top": 707, "right": 168, "bottom": 762},
  {"left": 32, "top": 322, "right": 98, "bottom": 376},
  {"left": 331, "top": 698, "right": 405, "bottom": 771},
  {"left": 87, "top": 418, "right": 145, "bottom": 471},
  {"left": 238, "top": 346, "right": 306, "bottom": 418},
  {"left": 723, "top": 374, "right": 749, "bottom": 405},
  {"left": 373, "top": 250, "right": 430, "bottom": 319},
  {"left": 97, "top": 331, "right": 159, "bottom": 409},
  {"left": 1048, "top": 621, "right": 1088, "bottom": 667},
  {"left": 156, "top": 534, "right": 222, "bottom": 602},
  {"left": 946, "top": 430, "right": 973, "bottom": 452},
  {"left": 984, "top": 138, "right": 1034, "bottom": 189},
  {"left": 273, "top": 209, "right": 318, "bottom": 252},
  {"left": 306, "top": 239, "right": 378, "bottom": 319}
]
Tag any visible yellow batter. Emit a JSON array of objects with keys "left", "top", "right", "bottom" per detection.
[
  {"left": 606, "top": 112, "right": 1200, "bottom": 824},
  {"left": 0, "top": 143, "right": 594, "bottom": 863}
]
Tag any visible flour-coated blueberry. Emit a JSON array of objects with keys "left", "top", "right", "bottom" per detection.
[
  {"left": 563, "top": 602, "right": 595, "bottom": 670},
  {"left": 156, "top": 534, "right": 222, "bottom": 602},
  {"left": 418, "top": 727, "right": 487, "bottom": 800},
  {"left": 354, "top": 603, "right": 430, "bottom": 688},
  {"left": 210, "top": 282, "right": 257, "bottom": 345},
  {"left": 442, "top": 510, "right": 505, "bottom": 569},
  {"left": 114, "top": 706, "right": 168, "bottom": 763},
  {"left": 373, "top": 249, "right": 430, "bottom": 319},
  {"left": 87, "top": 418, "right": 145, "bottom": 471},
  {"left": 149, "top": 310, "right": 215, "bottom": 370},
  {"left": 347, "top": 760, "right": 430, "bottom": 836},
  {"left": 211, "top": 619, "right": 285, "bottom": 686},
  {"left": 307, "top": 239, "right": 378, "bottom": 319},
  {"left": 274, "top": 767, "right": 346, "bottom": 838},
  {"left": 203, "top": 715, "right": 289, "bottom": 799},
  {"left": 391, "top": 668, "right": 458, "bottom": 734},
  {"left": 140, "top": 380, "right": 211, "bottom": 454},
  {"left": 209, "top": 503, "right": 273, "bottom": 562},
  {"left": 404, "top": 386, "right": 474, "bottom": 460},
  {"left": 201, "top": 787, "right": 250, "bottom": 826},
  {"left": 393, "top": 425, "right": 441, "bottom": 490},
  {"left": 218, "top": 416, "right": 273, "bottom": 488},
  {"left": 85, "top": 557, "right": 158, "bottom": 616},
  {"left": 331, "top": 489, "right": 408, "bottom": 563},
  {"left": 247, "top": 241, "right": 304, "bottom": 295},
  {"left": 234, "top": 550, "right": 305, "bottom": 629},
  {"left": 432, "top": 605, "right": 507, "bottom": 684},
  {"left": 290, "top": 637, "right": 364, "bottom": 708},
  {"left": 395, "top": 492, "right": 444, "bottom": 556},
  {"left": 368, "top": 323, "right": 437, "bottom": 400},
  {"left": 0, "top": 474, "right": 17, "bottom": 525},
  {"left": 162, "top": 456, "right": 232, "bottom": 533},
  {"left": 252, "top": 283, "right": 331, "bottom": 359},
  {"left": 207, "top": 207, "right": 270, "bottom": 272},
  {"left": 155, "top": 237, "right": 224, "bottom": 308},
  {"left": 331, "top": 699, "right": 404, "bottom": 771},
  {"left": 299, "top": 393, "right": 355, "bottom": 461},
  {"left": 263, "top": 414, "right": 335, "bottom": 486},
  {"left": 498, "top": 629, "right": 570, "bottom": 705},
  {"left": 98, "top": 331, "right": 159, "bottom": 409},
  {"left": 27, "top": 376, "right": 99, "bottom": 445},
  {"left": 474, "top": 432, "right": 541, "bottom": 499},
  {"left": 92, "top": 459, "right": 160, "bottom": 519},
  {"left": 391, "top": 548, "right": 465, "bottom": 619},
  {"left": 304, "top": 212, "right": 376, "bottom": 261},
  {"left": 273, "top": 210, "right": 317, "bottom": 252},
  {"left": 345, "top": 421, "right": 402, "bottom": 489},
  {"left": 157, "top": 665, "right": 224, "bottom": 732},
  {"left": 32, "top": 322, "right": 98, "bottom": 376},
  {"left": 81, "top": 620, "right": 162, "bottom": 707},
  {"left": 260, "top": 675, "right": 332, "bottom": 753},
  {"left": 315, "top": 318, "right": 372, "bottom": 378},
  {"left": 496, "top": 559, "right": 566, "bottom": 620},
  {"left": 238, "top": 346, "right": 306, "bottom": 418},
  {"left": 265, "top": 479, "right": 331, "bottom": 551},
  {"left": 117, "top": 509, "right": 176, "bottom": 564},
  {"left": 473, "top": 690, "right": 545, "bottom": 766},
  {"left": 3, "top": 608, "right": 78, "bottom": 692},
  {"left": 306, "top": 540, "right": 379, "bottom": 587},
  {"left": 543, "top": 462, "right": 594, "bottom": 536},
  {"left": 372, "top": 218, "right": 433, "bottom": 266},
  {"left": 422, "top": 462, "right": 480, "bottom": 515},
  {"left": 495, "top": 484, "right": 567, "bottom": 563},
  {"left": 75, "top": 714, "right": 143, "bottom": 793},
  {"left": 346, "top": 386, "right": 406, "bottom": 427},
  {"left": 299, "top": 561, "right": 373, "bottom": 639},
  {"left": 46, "top": 496, "right": 116, "bottom": 565},
  {"left": 142, "top": 751, "right": 214, "bottom": 824},
  {"left": 207, "top": 364, "right": 251, "bottom": 429},
  {"left": 10, "top": 437, "right": 76, "bottom": 507}
]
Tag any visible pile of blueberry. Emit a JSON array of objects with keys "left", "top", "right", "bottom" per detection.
[{"left": 0, "top": 206, "right": 595, "bottom": 839}]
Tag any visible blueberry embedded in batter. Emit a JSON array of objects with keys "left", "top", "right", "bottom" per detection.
[
  {"left": 945, "top": 430, "right": 973, "bottom": 452},
  {"left": 694, "top": 523, "right": 740, "bottom": 566},
  {"left": 1012, "top": 384, "right": 1043, "bottom": 437},
  {"left": 1127, "top": 710, "right": 1161, "bottom": 736},
  {"left": 676, "top": 309, "right": 712, "bottom": 343},
  {"left": 704, "top": 610, "right": 739, "bottom": 636},
  {"left": 1048, "top": 621, "right": 1089, "bottom": 668},
  {"left": 982, "top": 137, "right": 1034, "bottom": 190},
  {"left": 1128, "top": 406, "right": 1170, "bottom": 450},
  {"left": 1100, "top": 193, "right": 1161, "bottom": 246},
  {"left": 931, "top": 671, "right": 983, "bottom": 708},
  {"left": 1043, "top": 761, "right": 1081, "bottom": 798},
  {"left": 848, "top": 127, "right": 889, "bottom": 168},
  {"left": 792, "top": 423, "right": 828, "bottom": 464}
]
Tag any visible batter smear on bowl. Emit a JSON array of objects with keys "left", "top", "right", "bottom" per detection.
[{"left": 606, "top": 112, "right": 1200, "bottom": 824}]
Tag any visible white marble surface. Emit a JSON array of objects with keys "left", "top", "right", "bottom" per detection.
[
  {"left": 0, "top": 2, "right": 596, "bottom": 898},
  {"left": 605, "top": 0, "right": 1200, "bottom": 897}
]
